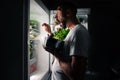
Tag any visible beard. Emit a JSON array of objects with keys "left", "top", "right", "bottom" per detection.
[
  {"left": 62, "top": 20, "right": 66, "bottom": 29},
  {"left": 56, "top": 18, "right": 66, "bottom": 29}
]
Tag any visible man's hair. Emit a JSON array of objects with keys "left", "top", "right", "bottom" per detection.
[{"left": 57, "top": 1, "right": 77, "bottom": 17}]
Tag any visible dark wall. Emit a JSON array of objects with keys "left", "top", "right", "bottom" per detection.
[
  {"left": 5, "top": 0, "right": 29, "bottom": 80},
  {"left": 87, "top": 1, "right": 120, "bottom": 80}
]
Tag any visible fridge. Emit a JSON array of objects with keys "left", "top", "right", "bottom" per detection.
[{"left": 29, "top": 0, "right": 90, "bottom": 80}]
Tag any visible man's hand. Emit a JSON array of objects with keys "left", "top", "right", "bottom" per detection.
[{"left": 42, "top": 23, "right": 52, "bottom": 35}]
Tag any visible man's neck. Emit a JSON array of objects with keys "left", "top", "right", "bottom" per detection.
[
  {"left": 67, "top": 22, "right": 79, "bottom": 30},
  {"left": 66, "top": 18, "right": 79, "bottom": 30}
]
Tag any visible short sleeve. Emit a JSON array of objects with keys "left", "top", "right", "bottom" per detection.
[{"left": 69, "top": 29, "right": 89, "bottom": 58}]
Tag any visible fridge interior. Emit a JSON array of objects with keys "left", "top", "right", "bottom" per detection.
[{"left": 29, "top": 0, "right": 50, "bottom": 80}]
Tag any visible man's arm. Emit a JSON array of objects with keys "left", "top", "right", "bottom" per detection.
[
  {"left": 71, "top": 56, "right": 87, "bottom": 80},
  {"left": 59, "top": 55, "right": 87, "bottom": 80}
]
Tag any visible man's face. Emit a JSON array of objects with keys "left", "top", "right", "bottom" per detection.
[
  {"left": 55, "top": 10, "right": 64, "bottom": 24},
  {"left": 55, "top": 10, "right": 66, "bottom": 28}
]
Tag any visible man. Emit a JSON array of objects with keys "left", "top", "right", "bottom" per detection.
[{"left": 42, "top": 2, "right": 90, "bottom": 80}]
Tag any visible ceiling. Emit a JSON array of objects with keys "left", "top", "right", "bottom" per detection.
[{"left": 35, "top": 0, "right": 116, "bottom": 10}]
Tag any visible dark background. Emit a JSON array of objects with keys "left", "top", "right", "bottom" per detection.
[{"left": 4, "top": 0, "right": 120, "bottom": 80}]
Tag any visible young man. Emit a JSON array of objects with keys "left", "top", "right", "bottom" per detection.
[{"left": 42, "top": 2, "right": 90, "bottom": 80}]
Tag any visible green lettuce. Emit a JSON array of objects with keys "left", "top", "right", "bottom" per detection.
[{"left": 53, "top": 28, "right": 70, "bottom": 40}]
